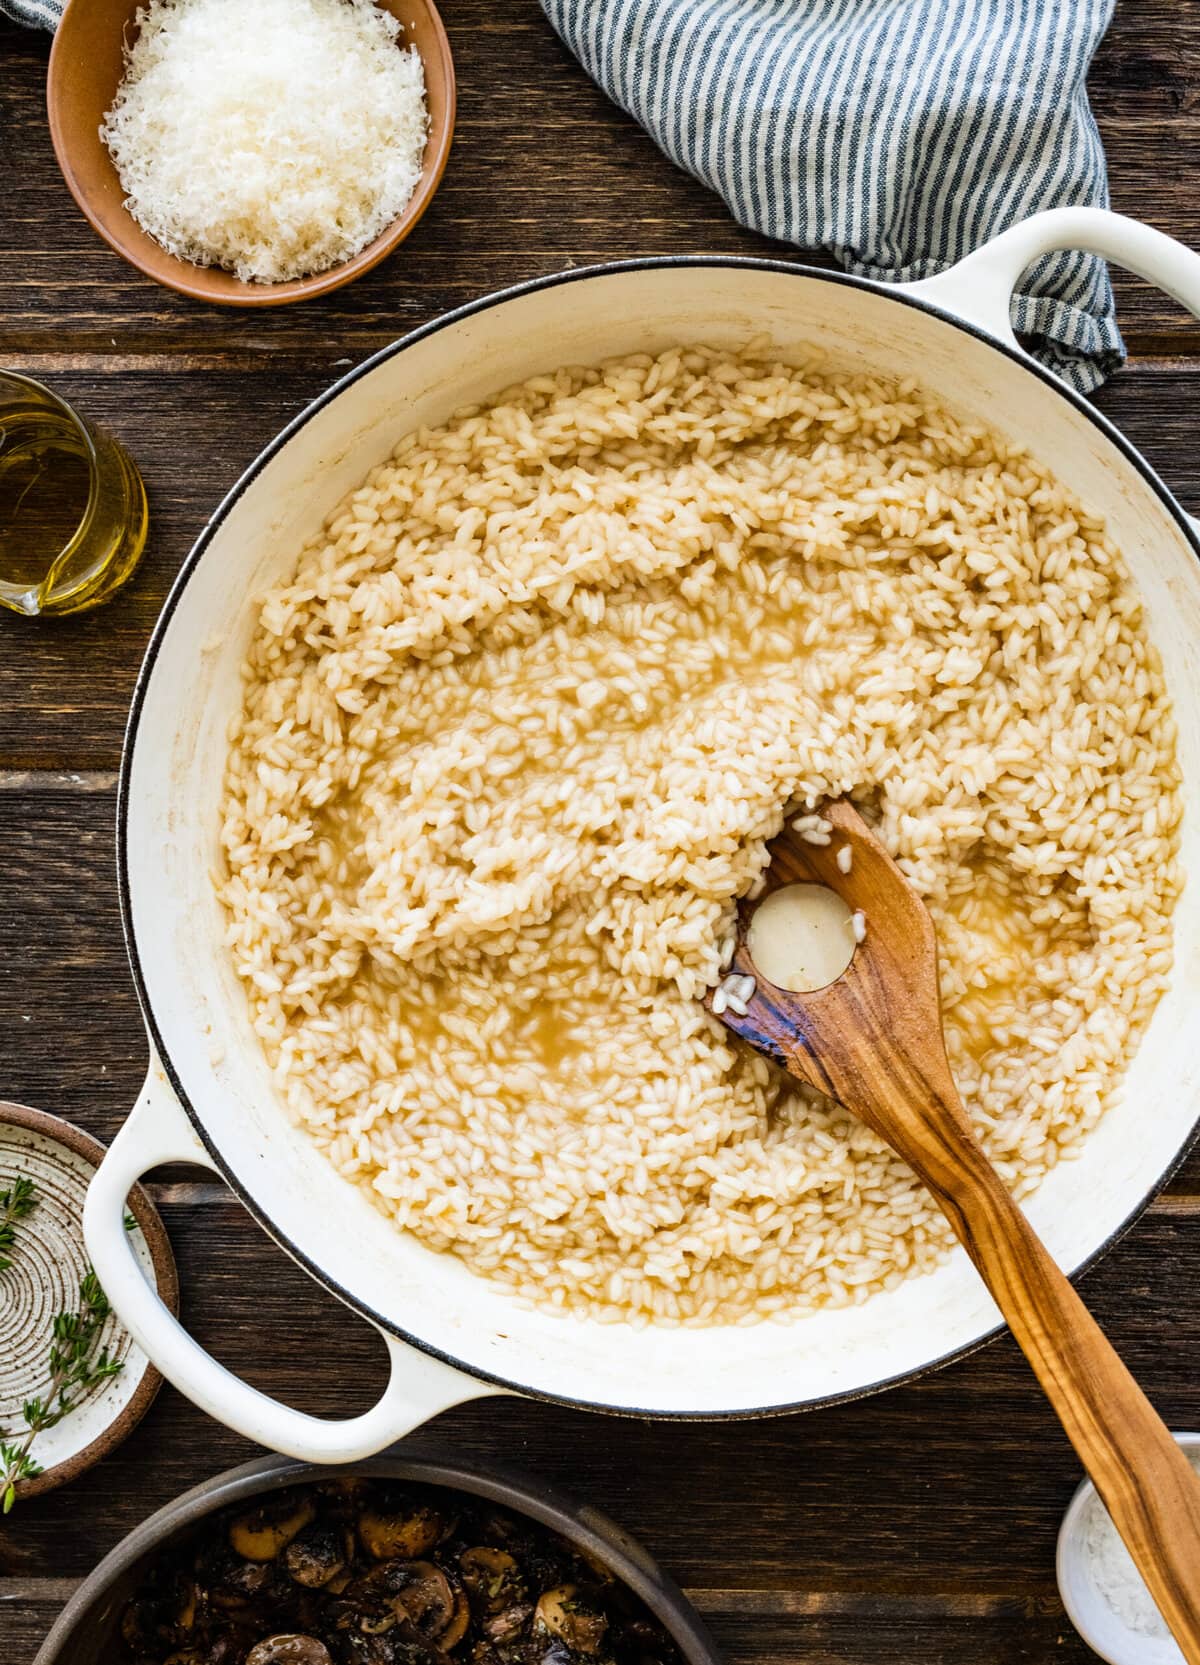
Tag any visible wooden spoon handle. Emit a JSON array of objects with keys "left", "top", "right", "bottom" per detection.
[
  {"left": 726, "top": 800, "right": 1200, "bottom": 1639},
  {"left": 934, "top": 1138, "right": 1200, "bottom": 1655}
]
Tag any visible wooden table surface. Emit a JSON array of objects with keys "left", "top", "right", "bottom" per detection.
[{"left": 3, "top": 5, "right": 1200, "bottom": 1661}]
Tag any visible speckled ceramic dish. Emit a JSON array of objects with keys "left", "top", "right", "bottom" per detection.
[
  {"left": 1057, "top": 1432, "right": 1200, "bottom": 1665},
  {"left": 0, "top": 1101, "right": 177, "bottom": 1502},
  {"left": 31, "top": 1452, "right": 723, "bottom": 1665}
]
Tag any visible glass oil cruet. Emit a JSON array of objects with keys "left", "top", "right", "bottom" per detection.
[{"left": 0, "top": 369, "right": 149, "bottom": 618}]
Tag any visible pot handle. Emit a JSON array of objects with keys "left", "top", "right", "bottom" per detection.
[
  {"left": 902, "top": 205, "right": 1200, "bottom": 358},
  {"left": 84, "top": 1062, "right": 506, "bottom": 1461},
  {"left": 903, "top": 206, "right": 1200, "bottom": 540}
]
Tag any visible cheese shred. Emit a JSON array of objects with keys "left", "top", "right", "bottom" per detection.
[{"left": 101, "top": 0, "right": 429, "bottom": 284}]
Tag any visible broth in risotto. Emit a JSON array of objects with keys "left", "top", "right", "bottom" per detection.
[{"left": 219, "top": 346, "right": 1181, "bottom": 1324}]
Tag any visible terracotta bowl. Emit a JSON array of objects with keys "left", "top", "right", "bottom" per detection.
[{"left": 46, "top": 0, "right": 455, "bottom": 306}]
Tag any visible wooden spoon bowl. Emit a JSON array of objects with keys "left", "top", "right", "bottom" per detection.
[
  {"left": 713, "top": 799, "right": 1200, "bottom": 1658},
  {"left": 47, "top": 0, "right": 455, "bottom": 307}
]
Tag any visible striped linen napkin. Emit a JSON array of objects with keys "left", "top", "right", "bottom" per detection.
[
  {"left": 2, "top": 0, "right": 61, "bottom": 28},
  {"left": 8, "top": 0, "right": 1122, "bottom": 388},
  {"left": 540, "top": 0, "right": 1123, "bottom": 392}
]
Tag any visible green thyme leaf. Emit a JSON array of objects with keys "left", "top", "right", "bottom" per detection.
[
  {"left": 0, "top": 1175, "right": 39, "bottom": 1274},
  {"left": 0, "top": 1265, "right": 123, "bottom": 1513}
]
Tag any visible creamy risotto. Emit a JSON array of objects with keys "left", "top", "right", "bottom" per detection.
[{"left": 219, "top": 345, "right": 1182, "bottom": 1324}]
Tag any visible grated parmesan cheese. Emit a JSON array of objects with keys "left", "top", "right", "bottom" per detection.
[{"left": 101, "top": 0, "right": 429, "bottom": 284}]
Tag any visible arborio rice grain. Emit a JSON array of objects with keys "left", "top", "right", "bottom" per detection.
[{"left": 219, "top": 345, "right": 1183, "bottom": 1325}]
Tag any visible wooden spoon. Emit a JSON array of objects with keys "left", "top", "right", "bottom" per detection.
[{"left": 710, "top": 797, "right": 1200, "bottom": 1657}]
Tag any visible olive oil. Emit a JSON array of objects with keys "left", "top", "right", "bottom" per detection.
[
  {"left": 0, "top": 408, "right": 93, "bottom": 598},
  {"left": 0, "top": 372, "right": 148, "bottom": 618}
]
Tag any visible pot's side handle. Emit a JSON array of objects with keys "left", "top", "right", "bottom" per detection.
[
  {"left": 84, "top": 1064, "right": 507, "bottom": 1461},
  {"left": 902, "top": 206, "right": 1200, "bottom": 355},
  {"left": 905, "top": 206, "right": 1200, "bottom": 547}
]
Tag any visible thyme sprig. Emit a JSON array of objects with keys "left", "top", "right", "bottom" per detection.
[
  {"left": 1, "top": 1268, "right": 124, "bottom": 1512},
  {"left": 0, "top": 1175, "right": 39, "bottom": 1274}
]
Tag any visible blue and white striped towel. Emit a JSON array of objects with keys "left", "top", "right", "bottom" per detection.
[
  {"left": 541, "top": 0, "right": 1122, "bottom": 391},
  {"left": 7, "top": 0, "right": 1121, "bottom": 387},
  {"left": 1, "top": 0, "right": 61, "bottom": 31}
]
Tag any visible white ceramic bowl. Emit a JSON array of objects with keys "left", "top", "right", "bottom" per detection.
[
  {"left": 85, "top": 206, "right": 1200, "bottom": 1461},
  {"left": 1057, "top": 1432, "right": 1200, "bottom": 1664}
]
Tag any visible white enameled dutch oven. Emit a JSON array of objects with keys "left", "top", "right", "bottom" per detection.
[{"left": 85, "top": 207, "right": 1200, "bottom": 1461}]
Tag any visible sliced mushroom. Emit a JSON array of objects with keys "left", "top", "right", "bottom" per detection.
[
  {"left": 285, "top": 1523, "right": 347, "bottom": 1589},
  {"left": 168, "top": 1578, "right": 199, "bottom": 1633},
  {"left": 391, "top": 1561, "right": 458, "bottom": 1642},
  {"left": 482, "top": 1604, "right": 532, "bottom": 1645},
  {"left": 116, "top": 1481, "right": 682, "bottom": 1665},
  {"left": 245, "top": 1637, "right": 332, "bottom": 1665},
  {"left": 359, "top": 1612, "right": 399, "bottom": 1638},
  {"left": 227, "top": 1560, "right": 279, "bottom": 1596},
  {"left": 210, "top": 1557, "right": 283, "bottom": 1611},
  {"left": 358, "top": 1499, "right": 446, "bottom": 1560},
  {"left": 342, "top": 1636, "right": 452, "bottom": 1665},
  {"left": 164, "top": 1637, "right": 249, "bottom": 1665},
  {"left": 575, "top": 1547, "right": 615, "bottom": 1587},
  {"left": 119, "top": 1600, "right": 156, "bottom": 1651},
  {"left": 534, "top": 1586, "right": 609, "bottom": 1655},
  {"left": 229, "top": 1495, "right": 318, "bottom": 1561},
  {"left": 215, "top": 1641, "right": 256, "bottom": 1665},
  {"left": 459, "top": 1548, "right": 526, "bottom": 1616},
  {"left": 120, "top": 1595, "right": 183, "bottom": 1653},
  {"left": 350, "top": 1558, "right": 468, "bottom": 1649},
  {"left": 474, "top": 1511, "right": 522, "bottom": 1549},
  {"left": 322, "top": 1590, "right": 363, "bottom": 1634},
  {"left": 440, "top": 1584, "right": 471, "bottom": 1649}
]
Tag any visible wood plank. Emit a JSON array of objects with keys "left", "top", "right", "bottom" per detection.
[
  {"left": 690, "top": 1604, "right": 1089, "bottom": 1665},
  {"left": 2, "top": 362, "right": 1200, "bottom": 768},
  {"left": 0, "top": 366, "right": 334, "bottom": 768},
  {"left": 1, "top": 4, "right": 1200, "bottom": 351},
  {"left": 0, "top": 1585, "right": 1110, "bottom": 1665},
  {"left": 0, "top": 1188, "right": 1197, "bottom": 1592},
  {"left": 0, "top": 11, "right": 787, "bottom": 351},
  {"left": 4, "top": 9, "right": 1200, "bottom": 1665},
  {"left": 1079, "top": 1, "right": 1200, "bottom": 353}
]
